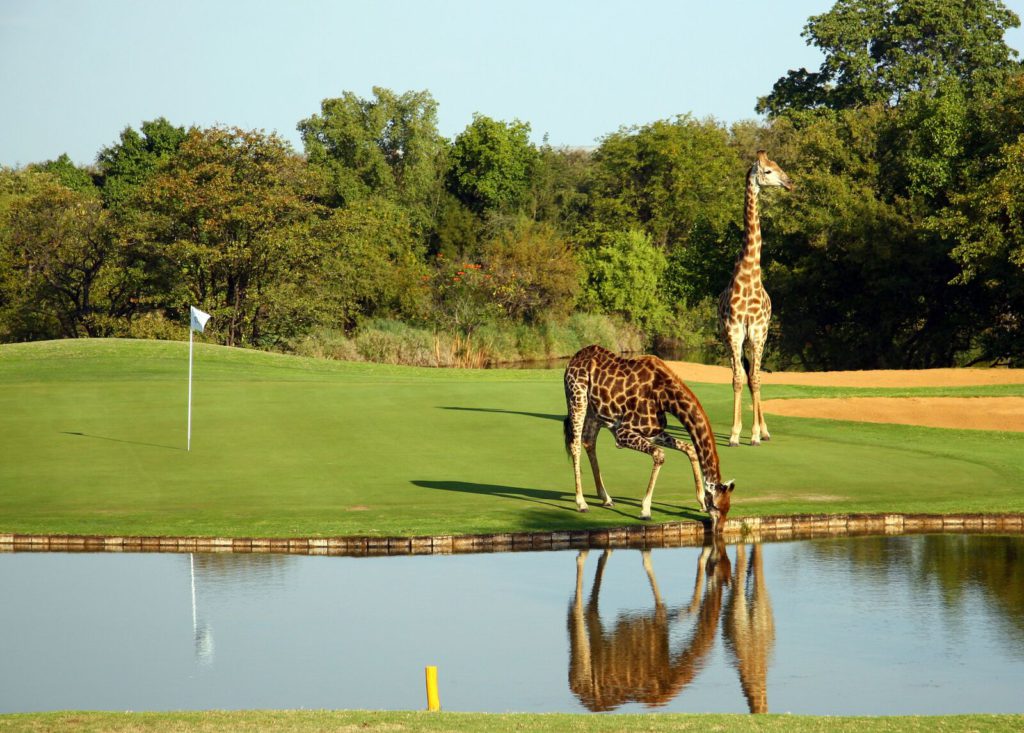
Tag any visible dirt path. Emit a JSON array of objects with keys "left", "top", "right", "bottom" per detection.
[{"left": 666, "top": 361, "right": 1024, "bottom": 432}]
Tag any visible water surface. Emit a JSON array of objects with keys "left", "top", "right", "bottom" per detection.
[{"left": 1, "top": 534, "right": 1021, "bottom": 714}]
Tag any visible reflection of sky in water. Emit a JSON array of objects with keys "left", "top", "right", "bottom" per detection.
[{"left": 0, "top": 535, "right": 1022, "bottom": 715}]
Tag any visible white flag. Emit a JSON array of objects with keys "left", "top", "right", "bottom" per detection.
[{"left": 190, "top": 306, "right": 211, "bottom": 333}]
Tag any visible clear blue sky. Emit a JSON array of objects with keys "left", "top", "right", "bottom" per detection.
[{"left": 2, "top": 0, "right": 1022, "bottom": 168}]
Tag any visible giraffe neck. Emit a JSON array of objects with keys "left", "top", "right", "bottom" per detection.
[
  {"left": 668, "top": 385, "right": 722, "bottom": 486},
  {"left": 731, "top": 172, "right": 763, "bottom": 289}
]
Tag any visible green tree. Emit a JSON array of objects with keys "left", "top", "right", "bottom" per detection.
[
  {"left": 298, "top": 88, "right": 446, "bottom": 219},
  {"left": 97, "top": 117, "right": 187, "bottom": 214},
  {"left": 582, "top": 116, "right": 742, "bottom": 308},
  {"left": 306, "top": 197, "right": 428, "bottom": 334},
  {"left": 940, "top": 112, "right": 1024, "bottom": 363},
  {"left": 758, "top": 0, "right": 1022, "bottom": 116},
  {"left": 0, "top": 172, "right": 118, "bottom": 339},
  {"left": 30, "top": 154, "right": 97, "bottom": 193},
  {"left": 137, "top": 126, "right": 322, "bottom": 347},
  {"left": 579, "top": 229, "right": 669, "bottom": 333},
  {"left": 482, "top": 217, "right": 579, "bottom": 323},
  {"left": 446, "top": 114, "right": 538, "bottom": 214},
  {"left": 763, "top": 107, "right": 977, "bottom": 369}
]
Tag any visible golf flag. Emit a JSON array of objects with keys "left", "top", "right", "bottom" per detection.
[
  {"left": 187, "top": 306, "right": 211, "bottom": 451},
  {"left": 190, "top": 306, "right": 211, "bottom": 333}
]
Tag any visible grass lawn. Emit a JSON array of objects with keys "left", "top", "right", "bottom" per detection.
[
  {"left": 2, "top": 710, "right": 1023, "bottom": 732},
  {"left": 2, "top": 338, "right": 1024, "bottom": 539}
]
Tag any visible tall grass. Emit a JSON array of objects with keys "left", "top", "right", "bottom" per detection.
[{"left": 292, "top": 314, "right": 645, "bottom": 367}]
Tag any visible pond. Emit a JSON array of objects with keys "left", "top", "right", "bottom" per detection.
[{"left": 1, "top": 534, "right": 1022, "bottom": 715}]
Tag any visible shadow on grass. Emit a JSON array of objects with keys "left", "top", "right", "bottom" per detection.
[
  {"left": 413, "top": 480, "right": 707, "bottom": 524},
  {"left": 61, "top": 431, "right": 185, "bottom": 452},
  {"left": 440, "top": 406, "right": 564, "bottom": 422}
]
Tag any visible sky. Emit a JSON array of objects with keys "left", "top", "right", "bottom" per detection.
[{"left": 1, "top": 0, "right": 1022, "bottom": 168}]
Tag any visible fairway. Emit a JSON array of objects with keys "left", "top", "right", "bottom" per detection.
[{"left": 2, "top": 339, "right": 1024, "bottom": 539}]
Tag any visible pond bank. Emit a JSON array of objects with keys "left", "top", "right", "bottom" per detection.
[{"left": 3, "top": 512, "right": 1022, "bottom": 556}]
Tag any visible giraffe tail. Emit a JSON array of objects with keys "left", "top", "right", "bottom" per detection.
[{"left": 563, "top": 416, "right": 574, "bottom": 461}]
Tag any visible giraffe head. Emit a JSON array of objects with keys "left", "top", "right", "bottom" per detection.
[
  {"left": 753, "top": 150, "right": 794, "bottom": 191},
  {"left": 704, "top": 479, "right": 735, "bottom": 533}
]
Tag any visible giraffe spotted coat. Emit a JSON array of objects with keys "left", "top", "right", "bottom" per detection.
[{"left": 563, "top": 345, "right": 734, "bottom": 531}]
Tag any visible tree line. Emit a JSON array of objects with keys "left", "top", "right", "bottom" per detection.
[{"left": 2, "top": 0, "right": 1023, "bottom": 369}]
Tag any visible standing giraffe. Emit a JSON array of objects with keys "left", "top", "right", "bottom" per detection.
[
  {"left": 718, "top": 150, "right": 793, "bottom": 447},
  {"left": 563, "top": 344, "right": 734, "bottom": 531}
]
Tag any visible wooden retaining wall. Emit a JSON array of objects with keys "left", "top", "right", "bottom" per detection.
[{"left": 2, "top": 513, "right": 1023, "bottom": 556}]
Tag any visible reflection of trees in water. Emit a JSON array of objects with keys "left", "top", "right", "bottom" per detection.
[
  {"left": 185, "top": 552, "right": 295, "bottom": 591},
  {"left": 568, "top": 540, "right": 774, "bottom": 713},
  {"left": 185, "top": 553, "right": 296, "bottom": 666},
  {"left": 806, "top": 535, "right": 1024, "bottom": 650}
]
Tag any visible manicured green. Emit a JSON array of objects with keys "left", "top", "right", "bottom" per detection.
[
  {"left": 2, "top": 710, "right": 1023, "bottom": 732},
  {"left": 2, "top": 339, "right": 1024, "bottom": 538}
]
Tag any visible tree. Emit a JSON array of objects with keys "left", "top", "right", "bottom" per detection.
[
  {"left": 758, "top": 0, "right": 1022, "bottom": 116},
  {"left": 0, "top": 172, "right": 117, "bottom": 339},
  {"left": 446, "top": 114, "right": 538, "bottom": 214},
  {"left": 579, "top": 229, "right": 669, "bottom": 333},
  {"left": 582, "top": 116, "right": 743, "bottom": 309},
  {"left": 938, "top": 74, "right": 1024, "bottom": 364},
  {"left": 482, "top": 217, "right": 579, "bottom": 323},
  {"left": 30, "top": 154, "right": 97, "bottom": 193},
  {"left": 762, "top": 107, "right": 978, "bottom": 369},
  {"left": 137, "top": 126, "right": 322, "bottom": 347},
  {"left": 298, "top": 88, "right": 446, "bottom": 219},
  {"left": 305, "top": 197, "right": 427, "bottom": 334},
  {"left": 97, "top": 117, "right": 187, "bottom": 214}
]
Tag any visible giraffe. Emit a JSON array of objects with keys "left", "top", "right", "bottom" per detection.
[
  {"left": 563, "top": 344, "right": 734, "bottom": 531},
  {"left": 718, "top": 150, "right": 793, "bottom": 447}
]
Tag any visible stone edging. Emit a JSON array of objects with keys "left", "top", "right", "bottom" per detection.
[{"left": 2, "top": 513, "right": 1023, "bottom": 557}]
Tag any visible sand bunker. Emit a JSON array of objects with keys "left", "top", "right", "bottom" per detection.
[
  {"left": 666, "top": 361, "right": 1024, "bottom": 432},
  {"left": 760, "top": 396, "right": 1024, "bottom": 432}
]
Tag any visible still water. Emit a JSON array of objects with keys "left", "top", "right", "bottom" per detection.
[{"left": 1, "top": 534, "right": 1022, "bottom": 715}]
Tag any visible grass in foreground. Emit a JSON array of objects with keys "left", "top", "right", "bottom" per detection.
[
  {"left": 2, "top": 339, "right": 1024, "bottom": 538},
  {"left": 2, "top": 711, "right": 1024, "bottom": 733}
]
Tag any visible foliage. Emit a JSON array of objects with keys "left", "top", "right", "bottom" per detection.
[
  {"left": 97, "top": 117, "right": 187, "bottom": 214},
  {"left": 446, "top": 114, "right": 538, "bottom": 214},
  {"left": 425, "top": 254, "right": 502, "bottom": 335},
  {"left": 3, "top": 1, "right": 1024, "bottom": 369},
  {"left": 758, "top": 0, "right": 1022, "bottom": 116},
  {"left": 304, "top": 197, "right": 428, "bottom": 335},
  {"left": 579, "top": 229, "right": 669, "bottom": 333},
  {"left": 585, "top": 116, "right": 740, "bottom": 249},
  {"left": 136, "top": 126, "right": 321, "bottom": 348},
  {"left": 940, "top": 134, "right": 1024, "bottom": 364},
  {"left": 481, "top": 217, "right": 579, "bottom": 323},
  {"left": 298, "top": 87, "right": 446, "bottom": 226},
  {"left": 0, "top": 171, "right": 118, "bottom": 339},
  {"left": 29, "top": 153, "right": 97, "bottom": 193}
]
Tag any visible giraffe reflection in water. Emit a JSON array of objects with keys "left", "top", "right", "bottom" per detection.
[{"left": 568, "top": 540, "right": 774, "bottom": 713}]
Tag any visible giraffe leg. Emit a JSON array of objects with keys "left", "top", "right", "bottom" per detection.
[
  {"left": 566, "top": 382, "right": 590, "bottom": 512},
  {"left": 582, "top": 414, "right": 613, "bottom": 508},
  {"left": 748, "top": 331, "right": 770, "bottom": 446},
  {"left": 727, "top": 326, "right": 747, "bottom": 447},
  {"left": 613, "top": 425, "right": 663, "bottom": 520},
  {"left": 653, "top": 433, "right": 705, "bottom": 511},
  {"left": 641, "top": 550, "right": 665, "bottom": 608}
]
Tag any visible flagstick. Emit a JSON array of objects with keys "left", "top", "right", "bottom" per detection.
[{"left": 187, "top": 328, "right": 194, "bottom": 452}]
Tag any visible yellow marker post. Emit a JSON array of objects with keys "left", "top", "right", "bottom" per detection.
[{"left": 425, "top": 665, "right": 440, "bottom": 711}]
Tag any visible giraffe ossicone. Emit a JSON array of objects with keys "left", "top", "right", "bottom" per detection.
[
  {"left": 563, "top": 344, "right": 734, "bottom": 532},
  {"left": 717, "top": 150, "right": 793, "bottom": 447}
]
